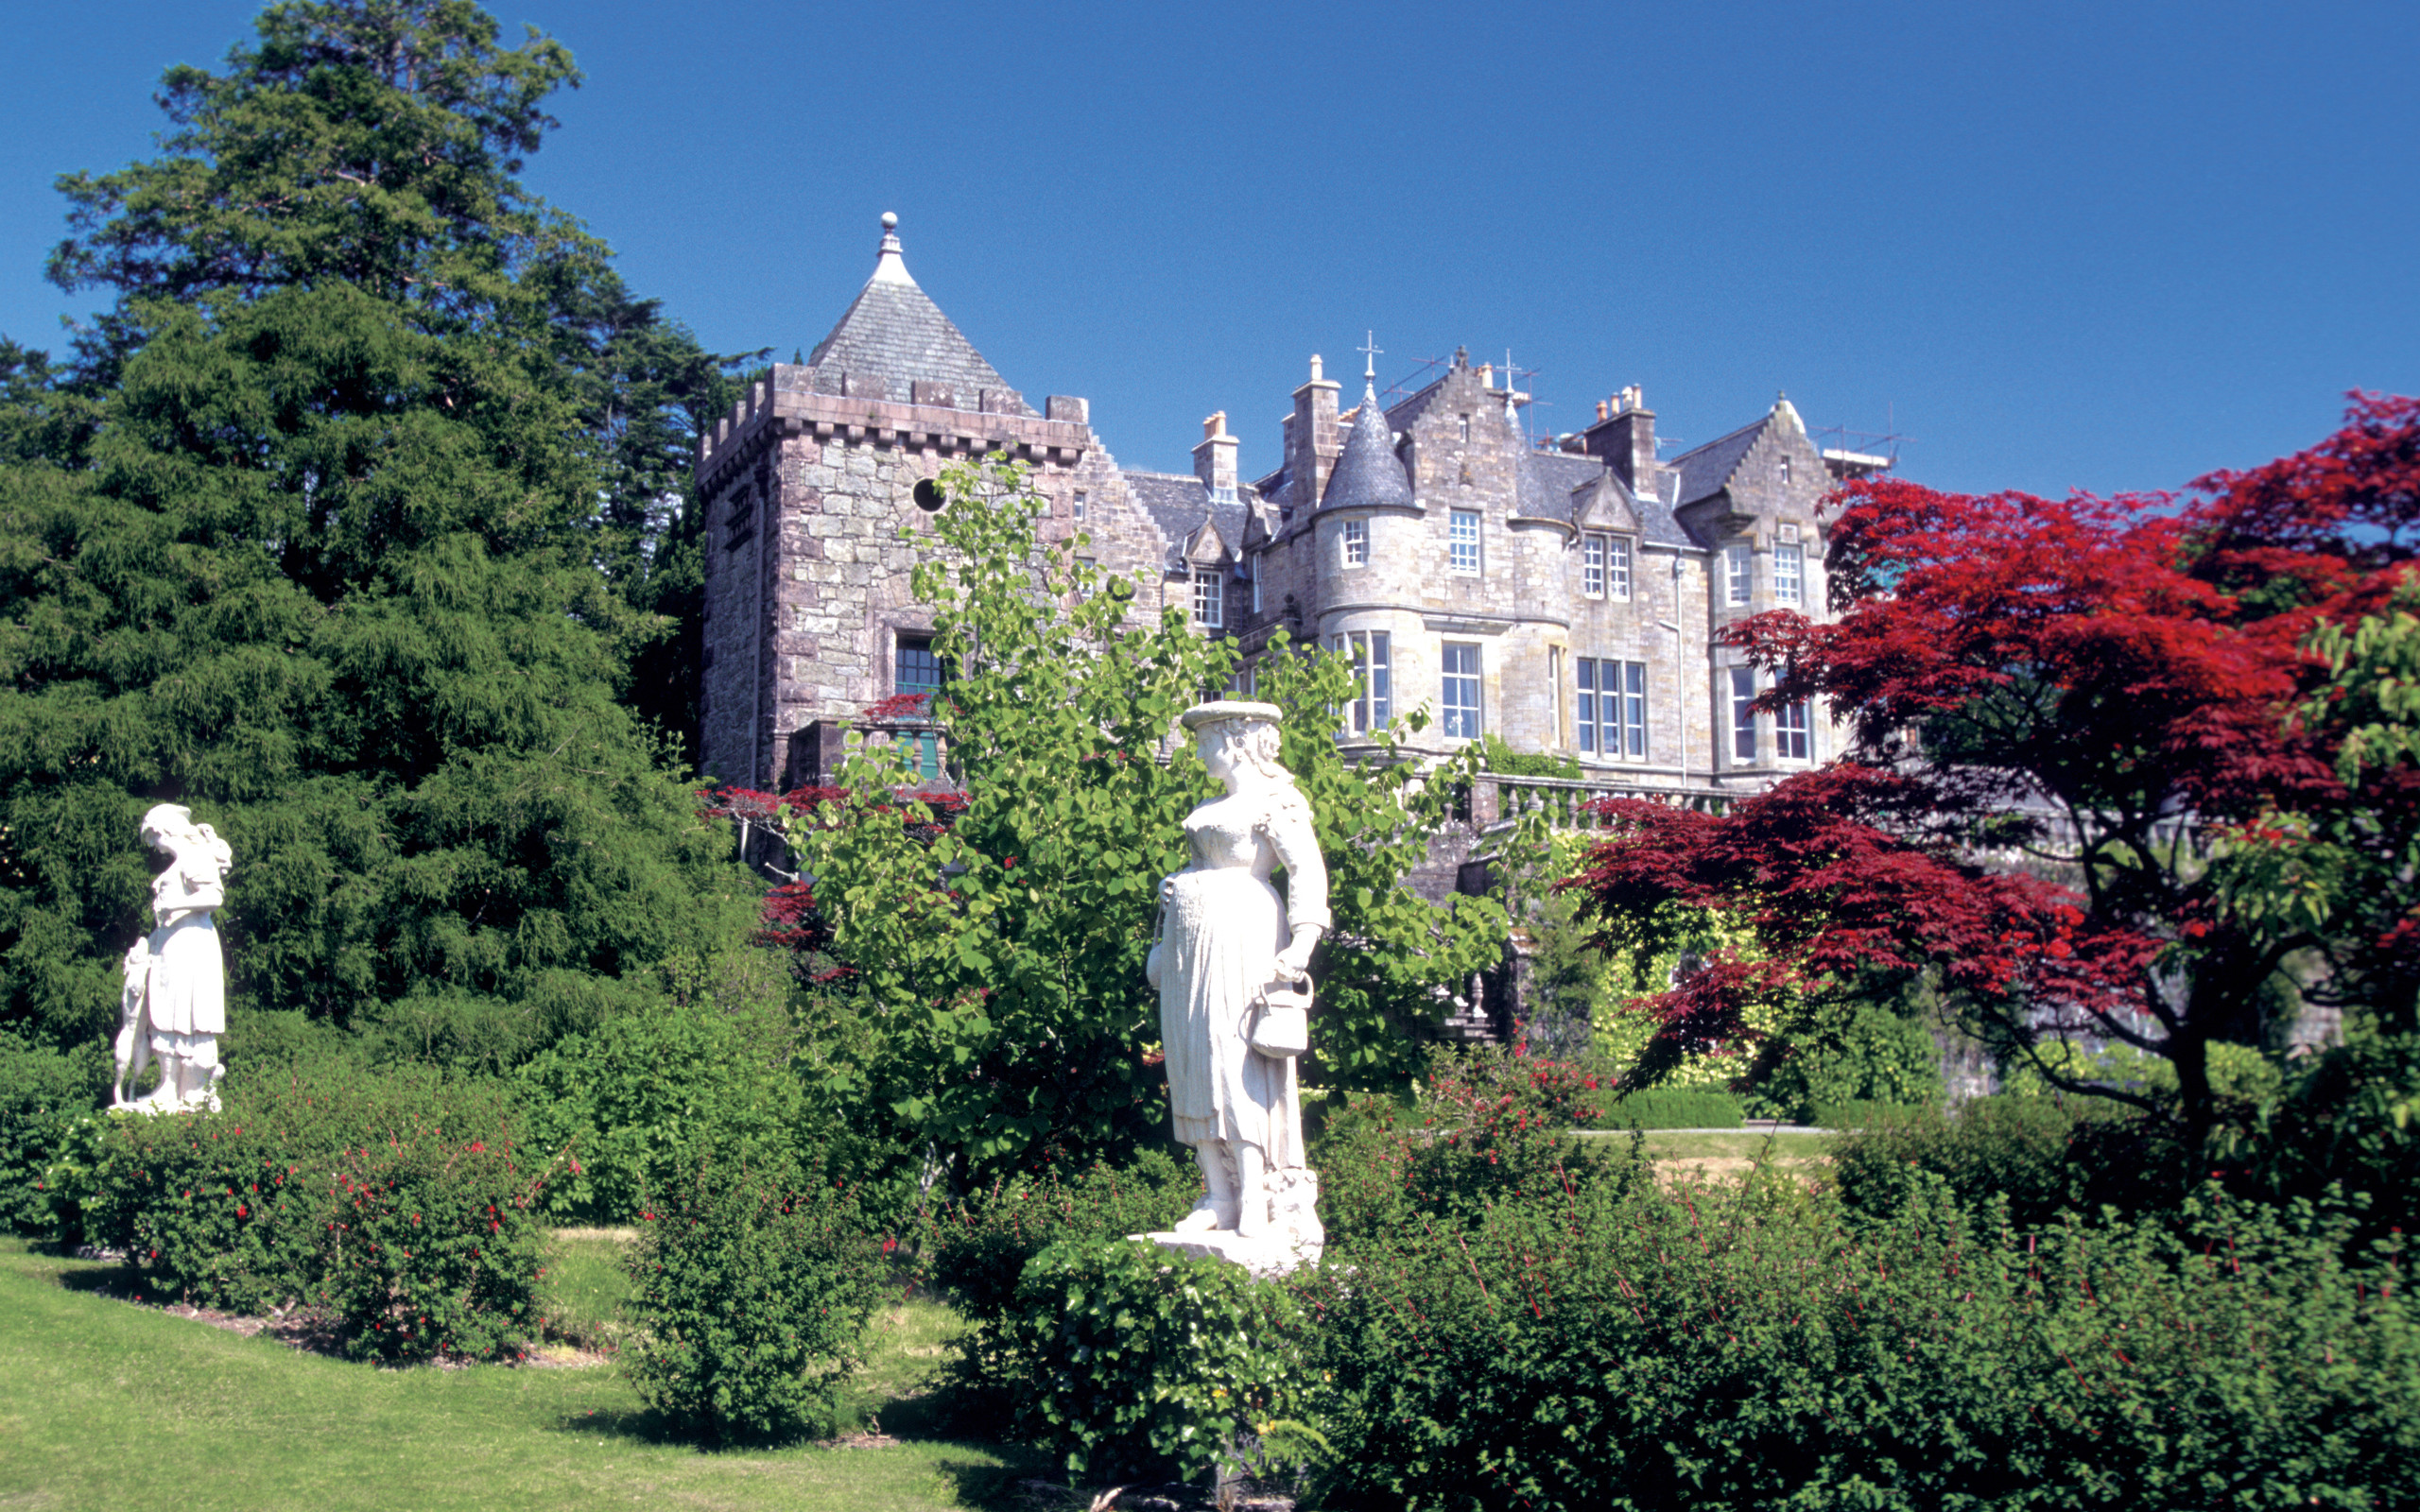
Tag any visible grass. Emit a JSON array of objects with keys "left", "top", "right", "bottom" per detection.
[
  {"left": 0, "top": 1237, "right": 1051, "bottom": 1512},
  {"left": 1570, "top": 1127, "right": 1836, "bottom": 1179}
]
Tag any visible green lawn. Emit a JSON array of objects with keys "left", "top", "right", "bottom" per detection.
[
  {"left": 0, "top": 1237, "right": 1051, "bottom": 1512},
  {"left": 1577, "top": 1128, "right": 1836, "bottom": 1172}
]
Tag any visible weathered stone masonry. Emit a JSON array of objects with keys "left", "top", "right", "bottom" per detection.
[{"left": 697, "top": 215, "right": 1879, "bottom": 803}]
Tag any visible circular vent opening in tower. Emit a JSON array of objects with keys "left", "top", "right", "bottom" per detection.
[{"left": 912, "top": 478, "right": 944, "bottom": 512}]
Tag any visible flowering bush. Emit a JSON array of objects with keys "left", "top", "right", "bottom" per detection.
[
  {"left": 622, "top": 1160, "right": 889, "bottom": 1443},
  {"left": 1316, "top": 1044, "right": 1628, "bottom": 1246},
  {"left": 66, "top": 1057, "right": 550, "bottom": 1361}
]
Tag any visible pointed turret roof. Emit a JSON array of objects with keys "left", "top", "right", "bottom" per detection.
[
  {"left": 799, "top": 214, "right": 1031, "bottom": 414},
  {"left": 1320, "top": 374, "right": 1415, "bottom": 513}
]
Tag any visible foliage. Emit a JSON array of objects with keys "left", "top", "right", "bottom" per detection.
[
  {"left": 621, "top": 1159, "right": 889, "bottom": 1445},
  {"left": 2238, "top": 1031, "right": 2420, "bottom": 1246},
  {"left": 0, "top": 0, "right": 762, "bottom": 1059},
  {"left": 62, "top": 1054, "right": 547, "bottom": 1359},
  {"left": 921, "top": 1148, "right": 1200, "bottom": 1326},
  {"left": 1570, "top": 395, "right": 2420, "bottom": 1138},
  {"left": 1315, "top": 1044, "right": 1627, "bottom": 1248},
  {"left": 1303, "top": 1168, "right": 2420, "bottom": 1511},
  {"left": 1592, "top": 1087, "right": 1744, "bottom": 1129},
  {"left": 1741, "top": 993, "right": 1944, "bottom": 1123},
  {"left": 1829, "top": 1094, "right": 2157, "bottom": 1231},
  {"left": 511, "top": 958, "right": 804, "bottom": 1224},
  {"left": 2001, "top": 1035, "right": 2280, "bottom": 1102},
  {"left": 781, "top": 456, "right": 1507, "bottom": 1183},
  {"left": 1003, "top": 1237, "right": 1306, "bottom": 1483},
  {"left": 0, "top": 1034, "right": 109, "bottom": 1232},
  {"left": 1478, "top": 732, "right": 1581, "bottom": 780}
]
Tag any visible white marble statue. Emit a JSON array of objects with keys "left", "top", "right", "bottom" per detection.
[
  {"left": 1145, "top": 701, "right": 1329, "bottom": 1266},
  {"left": 114, "top": 805, "right": 233, "bottom": 1113}
]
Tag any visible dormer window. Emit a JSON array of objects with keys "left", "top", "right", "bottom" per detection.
[{"left": 1194, "top": 569, "right": 1224, "bottom": 629}]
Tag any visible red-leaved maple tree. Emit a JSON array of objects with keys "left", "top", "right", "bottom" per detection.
[{"left": 1568, "top": 394, "right": 2420, "bottom": 1134}]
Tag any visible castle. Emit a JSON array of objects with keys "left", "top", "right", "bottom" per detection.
[{"left": 697, "top": 215, "right": 1877, "bottom": 800}]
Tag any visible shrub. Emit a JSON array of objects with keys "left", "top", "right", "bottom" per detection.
[
  {"left": 1808, "top": 1098, "right": 1932, "bottom": 1128},
  {"left": 64, "top": 1055, "right": 549, "bottom": 1360},
  {"left": 1746, "top": 996, "right": 1944, "bottom": 1123},
  {"left": 1593, "top": 1087, "right": 1744, "bottom": 1129},
  {"left": 512, "top": 991, "right": 804, "bottom": 1224},
  {"left": 623, "top": 1160, "right": 889, "bottom": 1444},
  {"left": 1005, "top": 1237, "right": 1305, "bottom": 1483},
  {"left": 923, "top": 1147, "right": 1199, "bottom": 1325},
  {"left": 1302, "top": 1175, "right": 2420, "bottom": 1511},
  {"left": 0, "top": 1034, "right": 107, "bottom": 1233},
  {"left": 1316, "top": 1045, "right": 1632, "bottom": 1250},
  {"left": 314, "top": 1132, "right": 549, "bottom": 1363},
  {"left": 1829, "top": 1094, "right": 2111, "bottom": 1230}
]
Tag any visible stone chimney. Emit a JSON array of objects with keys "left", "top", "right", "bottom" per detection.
[
  {"left": 1193, "top": 410, "right": 1238, "bottom": 498},
  {"left": 1286, "top": 354, "right": 1341, "bottom": 513},
  {"left": 1581, "top": 384, "right": 1656, "bottom": 494}
]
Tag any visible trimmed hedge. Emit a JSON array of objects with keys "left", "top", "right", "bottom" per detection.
[{"left": 1594, "top": 1088, "right": 1745, "bottom": 1129}]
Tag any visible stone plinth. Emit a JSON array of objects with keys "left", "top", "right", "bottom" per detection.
[{"left": 1132, "top": 1229, "right": 1320, "bottom": 1280}]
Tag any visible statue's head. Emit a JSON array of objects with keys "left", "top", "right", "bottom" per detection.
[
  {"left": 1180, "top": 700, "right": 1287, "bottom": 783},
  {"left": 139, "top": 803, "right": 197, "bottom": 854}
]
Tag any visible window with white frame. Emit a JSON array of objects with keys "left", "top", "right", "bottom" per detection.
[
  {"left": 1547, "top": 646, "right": 1564, "bottom": 747},
  {"left": 1615, "top": 659, "right": 1647, "bottom": 758},
  {"left": 1072, "top": 489, "right": 1087, "bottom": 523},
  {"left": 1773, "top": 542, "right": 1803, "bottom": 607},
  {"left": 1441, "top": 643, "right": 1482, "bottom": 737},
  {"left": 1341, "top": 517, "right": 1369, "bottom": 567},
  {"left": 1730, "top": 666, "right": 1758, "bottom": 761},
  {"left": 1726, "top": 544, "right": 1753, "bottom": 606},
  {"left": 1575, "top": 657, "right": 1598, "bottom": 753},
  {"left": 1582, "top": 534, "right": 1606, "bottom": 597},
  {"left": 1330, "top": 630, "right": 1392, "bottom": 734},
  {"left": 1579, "top": 657, "right": 1648, "bottom": 759},
  {"left": 1607, "top": 536, "right": 1633, "bottom": 601},
  {"left": 1776, "top": 695, "right": 1810, "bottom": 761},
  {"left": 1250, "top": 569, "right": 1261, "bottom": 616},
  {"left": 1449, "top": 510, "right": 1481, "bottom": 576},
  {"left": 1193, "top": 569, "right": 1223, "bottom": 629}
]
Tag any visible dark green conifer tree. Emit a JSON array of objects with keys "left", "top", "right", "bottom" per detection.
[{"left": 0, "top": 0, "right": 758, "bottom": 1063}]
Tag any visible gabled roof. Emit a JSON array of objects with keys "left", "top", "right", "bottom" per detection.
[
  {"left": 1668, "top": 415, "right": 1771, "bottom": 508},
  {"left": 1124, "top": 471, "right": 1253, "bottom": 572},
  {"left": 799, "top": 218, "right": 1032, "bottom": 416},
  {"left": 1322, "top": 381, "right": 1416, "bottom": 512}
]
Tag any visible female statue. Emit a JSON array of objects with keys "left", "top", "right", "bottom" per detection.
[
  {"left": 1146, "top": 701, "right": 1328, "bottom": 1242},
  {"left": 128, "top": 804, "right": 233, "bottom": 1111}
]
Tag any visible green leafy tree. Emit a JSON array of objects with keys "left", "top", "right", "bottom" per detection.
[
  {"left": 785, "top": 457, "right": 1508, "bottom": 1182},
  {"left": 0, "top": 0, "right": 757, "bottom": 1057}
]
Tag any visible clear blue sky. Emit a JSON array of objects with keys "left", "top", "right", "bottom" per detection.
[{"left": 3, "top": 0, "right": 2413, "bottom": 498}]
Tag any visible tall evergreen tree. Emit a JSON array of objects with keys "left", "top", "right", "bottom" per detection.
[{"left": 0, "top": 0, "right": 757, "bottom": 1062}]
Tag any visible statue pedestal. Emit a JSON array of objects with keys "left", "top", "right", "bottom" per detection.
[{"left": 1133, "top": 1228, "right": 1321, "bottom": 1280}]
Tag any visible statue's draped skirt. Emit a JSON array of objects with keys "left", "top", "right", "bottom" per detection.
[{"left": 146, "top": 914, "right": 226, "bottom": 1037}]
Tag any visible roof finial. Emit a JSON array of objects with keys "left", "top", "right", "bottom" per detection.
[
  {"left": 872, "top": 211, "right": 914, "bottom": 286},
  {"left": 1359, "top": 330, "right": 1382, "bottom": 381}
]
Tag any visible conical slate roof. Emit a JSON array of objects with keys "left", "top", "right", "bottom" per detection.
[
  {"left": 800, "top": 215, "right": 1030, "bottom": 415},
  {"left": 1321, "top": 380, "right": 1415, "bottom": 511}
]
